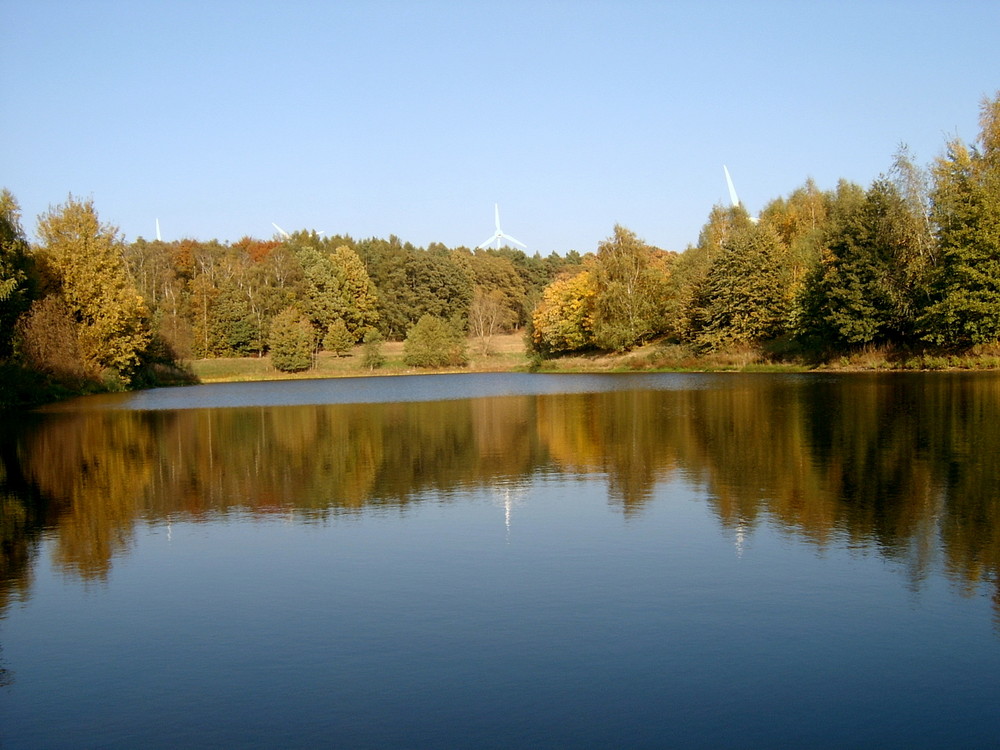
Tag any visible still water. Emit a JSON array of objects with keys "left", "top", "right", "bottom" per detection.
[{"left": 2, "top": 372, "right": 1000, "bottom": 748}]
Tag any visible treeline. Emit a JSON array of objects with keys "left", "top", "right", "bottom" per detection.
[
  {"left": 531, "top": 93, "right": 1000, "bottom": 358},
  {"left": 0, "top": 191, "right": 584, "bottom": 403},
  {"left": 123, "top": 233, "right": 585, "bottom": 360},
  {"left": 1, "top": 93, "right": 997, "bottom": 403}
]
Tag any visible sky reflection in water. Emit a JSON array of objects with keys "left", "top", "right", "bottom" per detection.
[{"left": 3, "top": 373, "right": 1000, "bottom": 748}]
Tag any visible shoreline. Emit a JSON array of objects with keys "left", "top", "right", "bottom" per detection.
[
  {"left": 7, "top": 334, "right": 1000, "bottom": 411},
  {"left": 186, "top": 334, "right": 1000, "bottom": 385}
]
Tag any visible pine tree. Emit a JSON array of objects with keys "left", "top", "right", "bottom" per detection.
[
  {"left": 696, "top": 222, "right": 790, "bottom": 350},
  {"left": 920, "top": 94, "right": 1000, "bottom": 347},
  {"left": 323, "top": 318, "right": 354, "bottom": 356}
]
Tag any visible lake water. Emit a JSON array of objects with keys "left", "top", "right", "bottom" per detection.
[{"left": 2, "top": 372, "right": 1000, "bottom": 748}]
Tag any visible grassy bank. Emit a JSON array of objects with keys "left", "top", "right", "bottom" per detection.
[
  {"left": 187, "top": 334, "right": 1000, "bottom": 384},
  {"left": 188, "top": 334, "right": 532, "bottom": 383}
]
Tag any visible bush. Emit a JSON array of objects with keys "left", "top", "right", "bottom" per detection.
[
  {"left": 361, "top": 329, "right": 385, "bottom": 370},
  {"left": 268, "top": 307, "right": 314, "bottom": 372},
  {"left": 403, "top": 315, "right": 468, "bottom": 368},
  {"left": 323, "top": 319, "right": 354, "bottom": 356}
]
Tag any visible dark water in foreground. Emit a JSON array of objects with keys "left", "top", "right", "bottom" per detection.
[{"left": 2, "top": 372, "right": 1000, "bottom": 748}]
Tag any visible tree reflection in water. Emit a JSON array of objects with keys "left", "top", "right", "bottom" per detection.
[{"left": 2, "top": 373, "right": 999, "bottom": 624}]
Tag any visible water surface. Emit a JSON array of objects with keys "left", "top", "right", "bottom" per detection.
[{"left": 3, "top": 372, "right": 1000, "bottom": 748}]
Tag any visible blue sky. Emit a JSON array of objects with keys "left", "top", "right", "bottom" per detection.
[{"left": 2, "top": 1, "right": 998, "bottom": 253}]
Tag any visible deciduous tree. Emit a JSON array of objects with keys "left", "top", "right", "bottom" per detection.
[
  {"left": 268, "top": 307, "right": 314, "bottom": 372},
  {"left": 35, "top": 196, "right": 151, "bottom": 381},
  {"left": 469, "top": 287, "right": 516, "bottom": 353},
  {"left": 362, "top": 328, "right": 386, "bottom": 369},
  {"left": 403, "top": 314, "right": 468, "bottom": 367},
  {"left": 0, "top": 189, "right": 34, "bottom": 358},
  {"left": 591, "top": 225, "right": 671, "bottom": 352},
  {"left": 530, "top": 269, "right": 596, "bottom": 355}
]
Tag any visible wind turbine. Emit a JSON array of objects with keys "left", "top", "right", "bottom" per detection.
[
  {"left": 723, "top": 165, "right": 759, "bottom": 223},
  {"left": 155, "top": 218, "right": 162, "bottom": 242},
  {"left": 272, "top": 223, "right": 325, "bottom": 239},
  {"left": 477, "top": 203, "right": 526, "bottom": 250}
]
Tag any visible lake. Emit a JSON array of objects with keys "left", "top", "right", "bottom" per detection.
[{"left": 2, "top": 372, "right": 1000, "bottom": 748}]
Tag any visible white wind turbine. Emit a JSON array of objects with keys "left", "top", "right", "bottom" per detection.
[
  {"left": 155, "top": 218, "right": 162, "bottom": 242},
  {"left": 272, "top": 223, "right": 325, "bottom": 239},
  {"left": 723, "top": 165, "right": 759, "bottom": 224},
  {"left": 477, "top": 203, "right": 526, "bottom": 250}
]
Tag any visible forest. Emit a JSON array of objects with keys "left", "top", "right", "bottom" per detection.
[{"left": 0, "top": 93, "right": 997, "bottom": 405}]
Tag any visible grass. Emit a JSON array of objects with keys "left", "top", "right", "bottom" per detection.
[
  {"left": 188, "top": 334, "right": 534, "bottom": 383},
  {"left": 185, "top": 334, "right": 1000, "bottom": 385}
]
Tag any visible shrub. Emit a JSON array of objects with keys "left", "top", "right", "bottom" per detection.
[
  {"left": 403, "top": 315, "right": 468, "bottom": 368},
  {"left": 323, "top": 319, "right": 354, "bottom": 356},
  {"left": 268, "top": 307, "right": 314, "bottom": 372},
  {"left": 361, "top": 329, "right": 385, "bottom": 370}
]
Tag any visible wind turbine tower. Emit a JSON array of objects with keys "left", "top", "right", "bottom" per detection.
[{"left": 478, "top": 204, "right": 526, "bottom": 250}]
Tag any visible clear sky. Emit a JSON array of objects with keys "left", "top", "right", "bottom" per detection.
[{"left": 2, "top": 0, "right": 998, "bottom": 254}]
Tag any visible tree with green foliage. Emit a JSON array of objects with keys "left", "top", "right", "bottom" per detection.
[
  {"left": 800, "top": 177, "right": 933, "bottom": 349},
  {"left": 355, "top": 236, "right": 411, "bottom": 337},
  {"left": 34, "top": 196, "right": 151, "bottom": 381},
  {"left": 403, "top": 314, "right": 469, "bottom": 367},
  {"left": 323, "top": 318, "right": 354, "bottom": 356},
  {"left": 759, "top": 178, "right": 830, "bottom": 297},
  {"left": 361, "top": 328, "right": 385, "bottom": 369},
  {"left": 696, "top": 222, "right": 791, "bottom": 350},
  {"left": 795, "top": 181, "right": 866, "bottom": 348},
  {"left": 0, "top": 190, "right": 34, "bottom": 359},
  {"left": 210, "top": 280, "right": 260, "bottom": 356},
  {"left": 296, "top": 245, "right": 346, "bottom": 335},
  {"left": 591, "top": 225, "right": 671, "bottom": 351},
  {"left": 357, "top": 237, "right": 472, "bottom": 339},
  {"left": 920, "top": 93, "right": 1000, "bottom": 347},
  {"left": 454, "top": 248, "right": 528, "bottom": 329},
  {"left": 296, "top": 241, "right": 381, "bottom": 340},
  {"left": 330, "top": 245, "right": 380, "bottom": 338},
  {"left": 672, "top": 206, "right": 754, "bottom": 343},
  {"left": 268, "top": 307, "right": 314, "bottom": 372}
]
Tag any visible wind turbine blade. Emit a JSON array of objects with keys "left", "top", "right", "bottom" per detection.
[
  {"left": 499, "top": 232, "right": 526, "bottom": 249},
  {"left": 724, "top": 165, "right": 741, "bottom": 208},
  {"left": 155, "top": 218, "right": 161, "bottom": 242},
  {"left": 272, "top": 222, "right": 290, "bottom": 238},
  {"left": 478, "top": 233, "right": 499, "bottom": 250},
  {"left": 494, "top": 203, "right": 501, "bottom": 231}
]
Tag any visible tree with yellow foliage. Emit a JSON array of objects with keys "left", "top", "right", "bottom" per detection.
[
  {"left": 34, "top": 196, "right": 151, "bottom": 383},
  {"left": 530, "top": 269, "right": 596, "bottom": 354}
]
